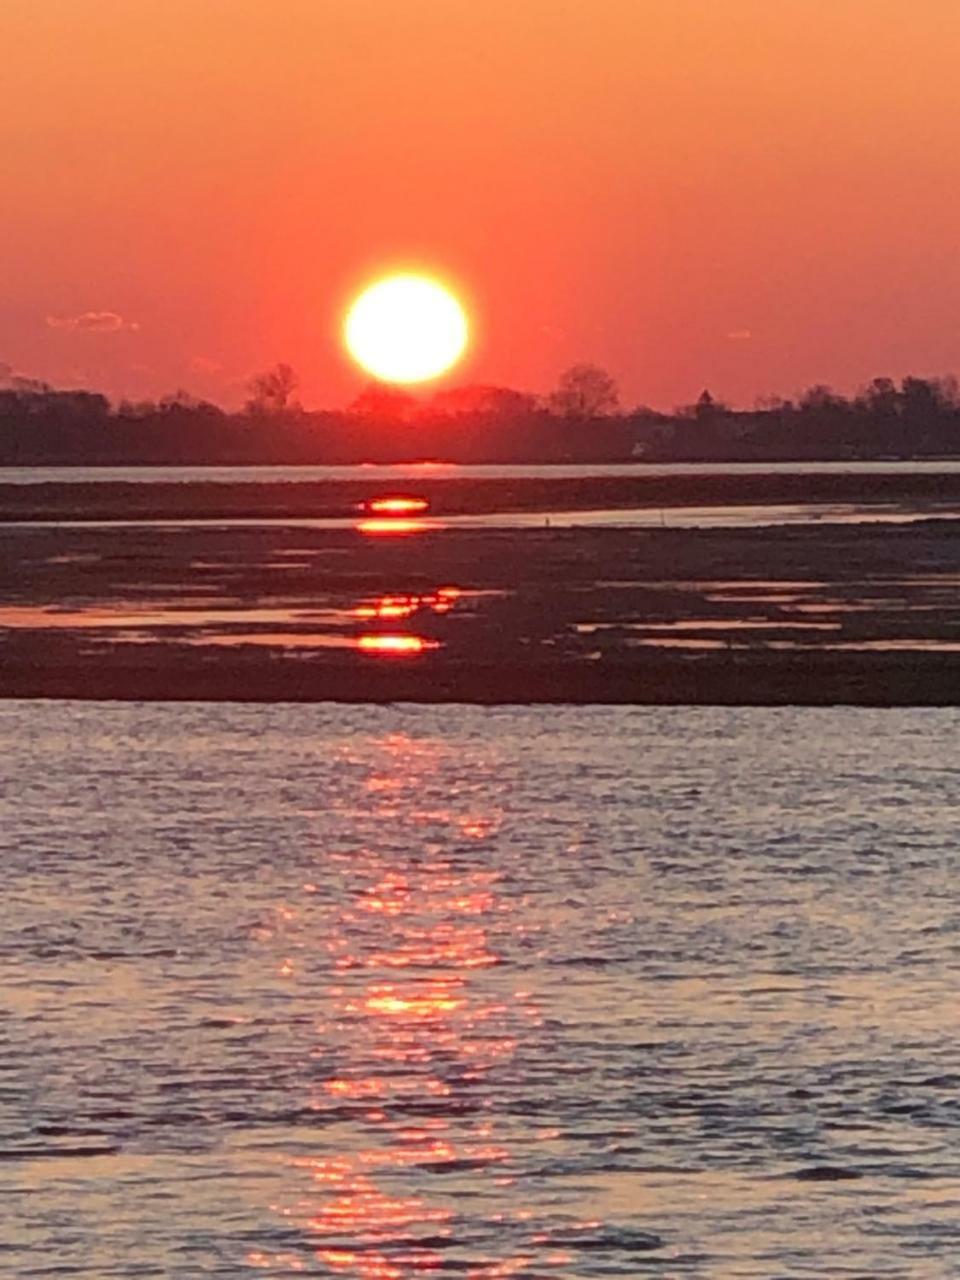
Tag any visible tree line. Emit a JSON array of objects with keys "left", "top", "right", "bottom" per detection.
[{"left": 2, "top": 364, "right": 959, "bottom": 465}]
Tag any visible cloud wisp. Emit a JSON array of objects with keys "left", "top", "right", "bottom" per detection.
[{"left": 45, "top": 311, "right": 140, "bottom": 334}]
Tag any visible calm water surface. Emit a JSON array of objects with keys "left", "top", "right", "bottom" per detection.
[
  {"left": 3, "top": 703, "right": 960, "bottom": 1278},
  {"left": 6, "top": 461, "right": 960, "bottom": 485}
]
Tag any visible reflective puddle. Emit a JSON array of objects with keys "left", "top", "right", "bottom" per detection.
[{"left": 0, "top": 591, "right": 491, "bottom": 659}]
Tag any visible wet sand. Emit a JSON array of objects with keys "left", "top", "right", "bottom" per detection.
[{"left": 3, "top": 512, "right": 960, "bottom": 703}]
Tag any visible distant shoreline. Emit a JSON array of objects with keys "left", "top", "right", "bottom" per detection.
[{"left": 7, "top": 454, "right": 960, "bottom": 468}]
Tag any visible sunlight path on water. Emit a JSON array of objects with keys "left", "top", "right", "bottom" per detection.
[{"left": 3, "top": 705, "right": 960, "bottom": 1276}]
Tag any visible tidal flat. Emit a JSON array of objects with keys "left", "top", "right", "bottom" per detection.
[{"left": 2, "top": 495, "right": 960, "bottom": 702}]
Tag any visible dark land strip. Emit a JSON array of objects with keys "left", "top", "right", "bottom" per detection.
[
  {"left": 4, "top": 471, "right": 960, "bottom": 521},
  {"left": 2, "top": 516, "right": 960, "bottom": 704}
]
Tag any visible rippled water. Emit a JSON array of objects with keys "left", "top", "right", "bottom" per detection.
[{"left": 3, "top": 702, "right": 960, "bottom": 1278}]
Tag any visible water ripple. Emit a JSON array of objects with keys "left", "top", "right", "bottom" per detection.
[{"left": 2, "top": 703, "right": 960, "bottom": 1276}]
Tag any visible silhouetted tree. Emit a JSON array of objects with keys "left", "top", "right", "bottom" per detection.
[
  {"left": 246, "top": 363, "right": 299, "bottom": 415},
  {"left": 11, "top": 376, "right": 53, "bottom": 395},
  {"left": 430, "top": 384, "right": 538, "bottom": 418},
  {"left": 675, "top": 389, "right": 730, "bottom": 422},
  {"left": 901, "top": 375, "right": 949, "bottom": 419},
  {"left": 695, "top": 389, "right": 731, "bottom": 420},
  {"left": 548, "top": 364, "right": 619, "bottom": 417},
  {"left": 857, "top": 376, "right": 899, "bottom": 417},
  {"left": 799, "top": 384, "right": 848, "bottom": 413},
  {"left": 157, "top": 389, "right": 211, "bottom": 413},
  {"left": 117, "top": 398, "right": 159, "bottom": 418},
  {"left": 348, "top": 384, "right": 419, "bottom": 421}
]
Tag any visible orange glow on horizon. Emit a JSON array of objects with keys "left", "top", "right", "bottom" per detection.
[{"left": 7, "top": 4, "right": 960, "bottom": 409}]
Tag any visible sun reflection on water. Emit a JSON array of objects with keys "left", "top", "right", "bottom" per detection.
[
  {"left": 356, "top": 635, "right": 439, "bottom": 656},
  {"left": 362, "top": 497, "right": 430, "bottom": 516},
  {"left": 251, "top": 732, "right": 570, "bottom": 1277},
  {"left": 352, "top": 588, "right": 462, "bottom": 656},
  {"left": 356, "top": 518, "right": 438, "bottom": 536},
  {"left": 353, "top": 588, "right": 461, "bottom": 622}
]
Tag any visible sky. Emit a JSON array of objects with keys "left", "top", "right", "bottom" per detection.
[{"left": 3, "top": 0, "right": 960, "bottom": 411}]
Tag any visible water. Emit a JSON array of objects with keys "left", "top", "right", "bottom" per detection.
[
  {"left": 3, "top": 702, "right": 960, "bottom": 1278},
  {"left": 5, "top": 460, "right": 960, "bottom": 485},
  {"left": 13, "top": 502, "right": 960, "bottom": 533}
]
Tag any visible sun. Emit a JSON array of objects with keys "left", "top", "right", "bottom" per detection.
[{"left": 344, "top": 273, "right": 469, "bottom": 384}]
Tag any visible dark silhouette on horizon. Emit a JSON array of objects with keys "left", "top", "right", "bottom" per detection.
[{"left": 2, "top": 364, "right": 960, "bottom": 465}]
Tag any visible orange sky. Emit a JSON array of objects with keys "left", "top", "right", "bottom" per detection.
[{"left": 3, "top": 0, "right": 960, "bottom": 410}]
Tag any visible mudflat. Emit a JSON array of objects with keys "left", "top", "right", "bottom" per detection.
[{"left": 2, "top": 499, "right": 960, "bottom": 703}]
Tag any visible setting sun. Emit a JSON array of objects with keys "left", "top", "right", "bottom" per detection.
[{"left": 344, "top": 273, "right": 469, "bottom": 384}]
